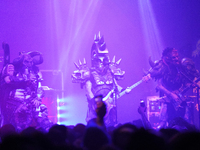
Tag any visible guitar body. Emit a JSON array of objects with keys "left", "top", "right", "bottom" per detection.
[
  {"left": 163, "top": 89, "right": 188, "bottom": 111},
  {"left": 163, "top": 77, "right": 200, "bottom": 111},
  {"left": 102, "top": 89, "right": 116, "bottom": 118},
  {"left": 102, "top": 79, "right": 144, "bottom": 118},
  {"left": 168, "top": 97, "right": 183, "bottom": 112}
]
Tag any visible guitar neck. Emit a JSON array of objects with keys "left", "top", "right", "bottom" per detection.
[{"left": 118, "top": 79, "right": 143, "bottom": 98}]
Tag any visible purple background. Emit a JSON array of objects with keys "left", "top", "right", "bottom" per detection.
[{"left": 0, "top": 0, "right": 200, "bottom": 125}]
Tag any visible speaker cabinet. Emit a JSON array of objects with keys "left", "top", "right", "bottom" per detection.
[{"left": 147, "top": 96, "right": 161, "bottom": 129}]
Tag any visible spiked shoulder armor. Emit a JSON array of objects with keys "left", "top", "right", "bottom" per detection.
[
  {"left": 71, "top": 58, "right": 90, "bottom": 84},
  {"left": 148, "top": 57, "right": 166, "bottom": 80},
  {"left": 109, "top": 56, "right": 125, "bottom": 80}
]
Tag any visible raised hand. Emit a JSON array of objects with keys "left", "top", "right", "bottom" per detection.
[
  {"left": 32, "top": 99, "right": 41, "bottom": 107},
  {"left": 125, "top": 87, "right": 131, "bottom": 93},
  {"left": 138, "top": 105, "right": 147, "bottom": 115},
  {"left": 142, "top": 74, "right": 151, "bottom": 82}
]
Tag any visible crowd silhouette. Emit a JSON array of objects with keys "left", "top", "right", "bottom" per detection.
[{"left": 0, "top": 99, "right": 200, "bottom": 150}]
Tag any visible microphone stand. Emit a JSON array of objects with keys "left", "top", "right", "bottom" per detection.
[{"left": 112, "top": 78, "right": 118, "bottom": 125}]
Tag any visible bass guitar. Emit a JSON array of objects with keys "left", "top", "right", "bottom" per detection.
[
  {"left": 103, "top": 78, "right": 145, "bottom": 118},
  {"left": 161, "top": 77, "right": 200, "bottom": 111}
]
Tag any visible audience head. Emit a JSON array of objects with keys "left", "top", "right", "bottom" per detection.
[
  {"left": 47, "top": 124, "right": 68, "bottom": 146},
  {"left": 83, "top": 127, "right": 110, "bottom": 150},
  {"left": 0, "top": 124, "right": 17, "bottom": 141},
  {"left": 112, "top": 123, "right": 137, "bottom": 150},
  {"left": 94, "top": 95, "right": 107, "bottom": 118},
  {"left": 168, "top": 117, "right": 197, "bottom": 132}
]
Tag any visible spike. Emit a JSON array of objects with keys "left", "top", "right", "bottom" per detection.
[
  {"left": 94, "top": 34, "right": 97, "bottom": 41},
  {"left": 74, "top": 62, "right": 79, "bottom": 69},
  {"left": 98, "top": 31, "right": 101, "bottom": 39},
  {"left": 116, "top": 58, "right": 122, "bottom": 65},
  {"left": 99, "top": 36, "right": 104, "bottom": 45},
  {"left": 79, "top": 59, "right": 82, "bottom": 65},
  {"left": 148, "top": 56, "right": 155, "bottom": 68},
  {"left": 100, "top": 41, "right": 105, "bottom": 47},
  {"left": 83, "top": 58, "right": 86, "bottom": 64},
  {"left": 112, "top": 56, "right": 116, "bottom": 63}
]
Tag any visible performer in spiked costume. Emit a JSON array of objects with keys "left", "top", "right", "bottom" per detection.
[
  {"left": 0, "top": 51, "right": 52, "bottom": 131},
  {"left": 72, "top": 32, "right": 130, "bottom": 126},
  {"left": 147, "top": 47, "right": 200, "bottom": 128}
]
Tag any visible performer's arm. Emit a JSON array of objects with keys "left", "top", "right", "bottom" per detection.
[
  {"left": 32, "top": 71, "right": 44, "bottom": 107},
  {"left": 113, "top": 78, "right": 123, "bottom": 92},
  {"left": 2, "top": 64, "right": 28, "bottom": 88},
  {"left": 85, "top": 80, "right": 94, "bottom": 99},
  {"left": 156, "top": 79, "right": 179, "bottom": 102},
  {"left": 138, "top": 105, "right": 152, "bottom": 130},
  {"left": 3, "top": 64, "right": 14, "bottom": 83},
  {"left": 113, "top": 78, "right": 131, "bottom": 93}
]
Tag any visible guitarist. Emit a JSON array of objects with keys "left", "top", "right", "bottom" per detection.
[
  {"left": 148, "top": 47, "right": 199, "bottom": 128},
  {"left": 72, "top": 32, "right": 130, "bottom": 127}
]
